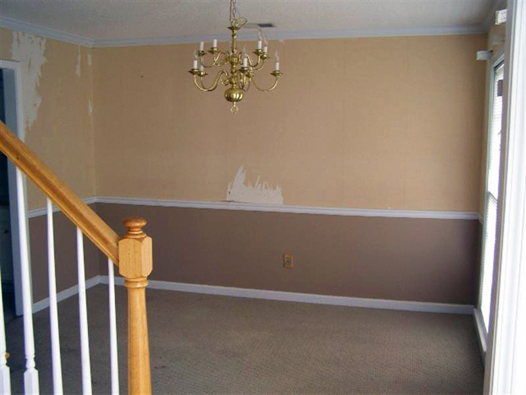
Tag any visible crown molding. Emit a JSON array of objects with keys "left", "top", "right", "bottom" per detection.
[
  {"left": 0, "top": 16, "right": 95, "bottom": 47},
  {"left": 2, "top": 15, "right": 488, "bottom": 49},
  {"left": 94, "top": 25, "right": 487, "bottom": 48},
  {"left": 93, "top": 33, "right": 234, "bottom": 48}
]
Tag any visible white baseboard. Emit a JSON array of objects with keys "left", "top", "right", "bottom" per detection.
[
  {"left": 474, "top": 308, "right": 488, "bottom": 361},
  {"left": 99, "top": 276, "right": 474, "bottom": 315},
  {"left": 32, "top": 275, "right": 102, "bottom": 314},
  {"left": 30, "top": 275, "right": 474, "bottom": 316}
]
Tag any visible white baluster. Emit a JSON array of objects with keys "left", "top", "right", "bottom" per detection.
[
  {"left": 76, "top": 228, "right": 92, "bottom": 395},
  {"left": 47, "top": 199, "right": 63, "bottom": 394},
  {"left": 0, "top": 269, "right": 11, "bottom": 394},
  {"left": 16, "top": 167, "right": 39, "bottom": 393},
  {"left": 108, "top": 259, "right": 119, "bottom": 395}
]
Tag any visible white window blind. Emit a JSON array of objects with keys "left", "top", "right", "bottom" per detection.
[{"left": 480, "top": 62, "right": 505, "bottom": 330}]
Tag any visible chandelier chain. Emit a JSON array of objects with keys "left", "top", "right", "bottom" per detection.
[{"left": 230, "top": 0, "right": 239, "bottom": 25}]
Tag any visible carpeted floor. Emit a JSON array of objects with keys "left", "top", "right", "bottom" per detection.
[{"left": 6, "top": 285, "right": 484, "bottom": 394}]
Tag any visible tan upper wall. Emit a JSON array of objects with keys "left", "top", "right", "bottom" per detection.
[
  {"left": 0, "top": 28, "right": 486, "bottom": 212},
  {"left": 0, "top": 28, "right": 96, "bottom": 210},
  {"left": 94, "top": 34, "right": 486, "bottom": 211}
]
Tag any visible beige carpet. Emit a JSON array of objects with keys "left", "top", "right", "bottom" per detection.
[{"left": 6, "top": 285, "right": 484, "bottom": 394}]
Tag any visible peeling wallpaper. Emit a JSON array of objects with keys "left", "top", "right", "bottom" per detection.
[
  {"left": 0, "top": 27, "right": 96, "bottom": 209},
  {"left": 10, "top": 31, "right": 47, "bottom": 132},
  {"left": 227, "top": 166, "right": 284, "bottom": 205}
]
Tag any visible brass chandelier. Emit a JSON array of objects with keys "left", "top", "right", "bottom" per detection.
[{"left": 189, "top": 0, "right": 283, "bottom": 114}]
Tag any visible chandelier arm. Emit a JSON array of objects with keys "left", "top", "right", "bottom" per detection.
[
  {"left": 242, "top": 77, "right": 251, "bottom": 92},
  {"left": 193, "top": 76, "right": 210, "bottom": 92},
  {"left": 193, "top": 70, "right": 228, "bottom": 92},
  {"left": 237, "top": 72, "right": 249, "bottom": 91},
  {"left": 199, "top": 52, "right": 228, "bottom": 68},
  {"left": 252, "top": 59, "right": 266, "bottom": 71},
  {"left": 251, "top": 75, "right": 280, "bottom": 92},
  {"left": 247, "top": 53, "right": 262, "bottom": 68},
  {"left": 220, "top": 72, "right": 230, "bottom": 86}
]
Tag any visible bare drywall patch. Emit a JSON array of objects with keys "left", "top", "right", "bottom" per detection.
[
  {"left": 226, "top": 166, "right": 284, "bottom": 204},
  {"left": 11, "top": 31, "right": 47, "bottom": 133},
  {"left": 75, "top": 46, "right": 81, "bottom": 77}
]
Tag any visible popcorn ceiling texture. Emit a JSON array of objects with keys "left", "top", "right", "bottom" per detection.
[{"left": 0, "top": 0, "right": 493, "bottom": 42}]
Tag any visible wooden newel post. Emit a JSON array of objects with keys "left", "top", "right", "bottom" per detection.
[{"left": 119, "top": 218, "right": 153, "bottom": 395}]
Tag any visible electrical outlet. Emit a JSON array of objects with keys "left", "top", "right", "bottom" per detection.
[{"left": 283, "top": 254, "right": 294, "bottom": 269}]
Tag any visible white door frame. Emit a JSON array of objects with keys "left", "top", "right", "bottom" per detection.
[
  {"left": 484, "top": 0, "right": 526, "bottom": 393},
  {"left": 1, "top": 58, "right": 30, "bottom": 316}
]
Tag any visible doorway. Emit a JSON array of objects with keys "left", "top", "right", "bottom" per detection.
[
  {"left": 0, "top": 69, "right": 16, "bottom": 322},
  {"left": 0, "top": 60, "right": 28, "bottom": 317}
]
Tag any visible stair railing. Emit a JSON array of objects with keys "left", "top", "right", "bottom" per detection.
[{"left": 0, "top": 120, "right": 152, "bottom": 394}]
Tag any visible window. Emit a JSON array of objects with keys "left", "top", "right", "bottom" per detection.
[{"left": 480, "top": 61, "right": 504, "bottom": 331}]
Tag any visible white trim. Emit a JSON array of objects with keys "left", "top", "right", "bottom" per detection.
[
  {"left": 99, "top": 276, "right": 474, "bottom": 315},
  {"left": 474, "top": 308, "right": 488, "bottom": 358},
  {"left": 485, "top": 1, "right": 526, "bottom": 392},
  {"left": 96, "top": 196, "right": 480, "bottom": 221},
  {"left": 32, "top": 275, "right": 101, "bottom": 314},
  {"left": 1, "top": 15, "right": 488, "bottom": 49},
  {"left": 31, "top": 274, "right": 474, "bottom": 316},
  {"left": 28, "top": 197, "right": 97, "bottom": 219},
  {"left": 93, "top": 25, "right": 486, "bottom": 48},
  {"left": 27, "top": 196, "right": 479, "bottom": 221},
  {"left": 0, "top": 16, "right": 94, "bottom": 47}
]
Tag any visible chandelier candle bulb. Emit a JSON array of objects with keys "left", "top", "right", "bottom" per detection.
[
  {"left": 192, "top": 59, "right": 198, "bottom": 69},
  {"left": 242, "top": 55, "right": 248, "bottom": 67},
  {"left": 263, "top": 45, "right": 268, "bottom": 54},
  {"left": 199, "top": 42, "right": 204, "bottom": 51},
  {"left": 213, "top": 39, "right": 218, "bottom": 48},
  {"left": 257, "top": 40, "right": 262, "bottom": 50}
]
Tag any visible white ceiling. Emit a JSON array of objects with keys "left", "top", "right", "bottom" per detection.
[{"left": 0, "top": 0, "right": 498, "bottom": 47}]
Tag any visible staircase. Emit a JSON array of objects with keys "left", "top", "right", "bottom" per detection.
[{"left": 0, "top": 120, "right": 153, "bottom": 394}]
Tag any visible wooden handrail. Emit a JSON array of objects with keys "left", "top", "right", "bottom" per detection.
[{"left": 0, "top": 121, "right": 119, "bottom": 263}]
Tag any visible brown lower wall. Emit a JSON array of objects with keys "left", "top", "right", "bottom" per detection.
[
  {"left": 29, "top": 210, "right": 101, "bottom": 303},
  {"left": 96, "top": 203, "right": 481, "bottom": 305}
]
